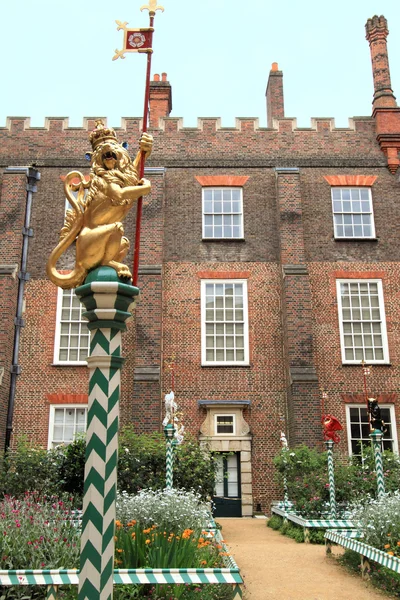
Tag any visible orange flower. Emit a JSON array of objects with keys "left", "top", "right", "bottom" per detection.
[
  {"left": 114, "top": 536, "right": 118, "bottom": 542},
  {"left": 145, "top": 539, "right": 151, "bottom": 545},
  {"left": 384, "top": 544, "right": 391, "bottom": 549},
  {"left": 115, "top": 520, "right": 122, "bottom": 529},
  {"left": 127, "top": 520, "right": 136, "bottom": 527},
  {"left": 182, "top": 529, "right": 194, "bottom": 539},
  {"left": 200, "top": 560, "right": 207, "bottom": 566},
  {"left": 131, "top": 532, "right": 136, "bottom": 539},
  {"left": 143, "top": 528, "right": 151, "bottom": 534},
  {"left": 387, "top": 551, "right": 394, "bottom": 556},
  {"left": 397, "top": 541, "right": 400, "bottom": 546},
  {"left": 116, "top": 548, "right": 123, "bottom": 553}
]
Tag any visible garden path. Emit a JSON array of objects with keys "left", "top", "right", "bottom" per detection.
[{"left": 219, "top": 518, "right": 388, "bottom": 600}]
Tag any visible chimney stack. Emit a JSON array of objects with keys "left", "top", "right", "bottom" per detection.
[
  {"left": 365, "top": 15, "right": 400, "bottom": 173},
  {"left": 149, "top": 73, "right": 172, "bottom": 128},
  {"left": 365, "top": 15, "right": 396, "bottom": 109},
  {"left": 266, "top": 63, "right": 284, "bottom": 128}
]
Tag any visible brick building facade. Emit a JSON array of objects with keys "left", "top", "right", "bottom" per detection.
[{"left": 0, "top": 15, "right": 400, "bottom": 515}]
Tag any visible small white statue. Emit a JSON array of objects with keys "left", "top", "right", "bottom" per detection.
[
  {"left": 163, "top": 390, "right": 184, "bottom": 445},
  {"left": 280, "top": 431, "right": 288, "bottom": 448},
  {"left": 163, "top": 391, "right": 177, "bottom": 427}
]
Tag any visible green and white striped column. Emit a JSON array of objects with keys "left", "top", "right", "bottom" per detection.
[
  {"left": 75, "top": 267, "right": 139, "bottom": 600},
  {"left": 282, "top": 448, "right": 290, "bottom": 519},
  {"left": 164, "top": 424, "right": 175, "bottom": 489},
  {"left": 370, "top": 430, "right": 385, "bottom": 498},
  {"left": 324, "top": 440, "right": 337, "bottom": 519},
  {"left": 46, "top": 585, "right": 58, "bottom": 600}
]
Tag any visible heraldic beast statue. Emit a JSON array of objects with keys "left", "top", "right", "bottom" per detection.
[{"left": 46, "top": 120, "right": 152, "bottom": 289}]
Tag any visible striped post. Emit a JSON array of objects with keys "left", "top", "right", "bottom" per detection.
[
  {"left": 282, "top": 449, "right": 290, "bottom": 521},
  {"left": 75, "top": 267, "right": 139, "bottom": 600},
  {"left": 164, "top": 424, "right": 175, "bottom": 489},
  {"left": 370, "top": 429, "right": 385, "bottom": 498},
  {"left": 46, "top": 585, "right": 58, "bottom": 600},
  {"left": 324, "top": 440, "right": 337, "bottom": 519}
]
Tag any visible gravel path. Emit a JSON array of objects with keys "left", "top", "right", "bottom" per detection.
[{"left": 219, "top": 518, "right": 388, "bottom": 600}]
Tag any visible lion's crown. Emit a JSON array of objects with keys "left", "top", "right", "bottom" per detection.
[{"left": 89, "top": 120, "right": 118, "bottom": 150}]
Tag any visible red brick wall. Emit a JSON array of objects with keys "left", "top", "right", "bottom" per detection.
[{"left": 0, "top": 56, "right": 400, "bottom": 511}]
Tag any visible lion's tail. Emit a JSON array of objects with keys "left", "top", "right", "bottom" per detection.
[{"left": 46, "top": 172, "right": 88, "bottom": 289}]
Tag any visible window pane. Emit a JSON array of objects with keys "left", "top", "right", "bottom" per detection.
[
  {"left": 203, "top": 281, "right": 247, "bottom": 363},
  {"left": 202, "top": 188, "right": 243, "bottom": 239},
  {"left": 332, "top": 188, "right": 374, "bottom": 239},
  {"left": 51, "top": 406, "right": 88, "bottom": 447},
  {"left": 57, "top": 290, "right": 89, "bottom": 363},
  {"left": 339, "top": 280, "right": 387, "bottom": 363}
]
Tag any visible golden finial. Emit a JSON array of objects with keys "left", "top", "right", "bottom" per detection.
[{"left": 141, "top": 0, "right": 164, "bottom": 14}]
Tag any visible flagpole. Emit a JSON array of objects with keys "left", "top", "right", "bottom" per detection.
[{"left": 133, "top": 1, "right": 164, "bottom": 286}]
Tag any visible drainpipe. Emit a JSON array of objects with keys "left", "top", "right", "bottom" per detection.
[{"left": 5, "top": 166, "right": 41, "bottom": 450}]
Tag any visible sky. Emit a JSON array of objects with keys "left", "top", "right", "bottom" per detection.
[{"left": 1, "top": 0, "right": 400, "bottom": 129}]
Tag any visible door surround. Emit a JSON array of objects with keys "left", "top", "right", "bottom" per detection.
[{"left": 198, "top": 400, "right": 253, "bottom": 517}]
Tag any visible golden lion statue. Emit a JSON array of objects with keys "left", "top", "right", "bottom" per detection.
[{"left": 46, "top": 121, "right": 152, "bottom": 289}]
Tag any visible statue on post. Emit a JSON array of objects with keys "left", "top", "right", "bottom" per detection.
[
  {"left": 368, "top": 397, "right": 387, "bottom": 433},
  {"left": 46, "top": 120, "right": 153, "bottom": 289}
]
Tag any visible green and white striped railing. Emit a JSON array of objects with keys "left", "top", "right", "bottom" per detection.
[
  {"left": 0, "top": 567, "right": 243, "bottom": 599},
  {"left": 0, "top": 517, "right": 244, "bottom": 598},
  {"left": 325, "top": 530, "right": 400, "bottom": 574},
  {"left": 271, "top": 505, "right": 355, "bottom": 529}
]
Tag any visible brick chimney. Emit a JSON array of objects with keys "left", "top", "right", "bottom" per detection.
[
  {"left": 265, "top": 62, "right": 284, "bottom": 128},
  {"left": 365, "top": 15, "right": 400, "bottom": 173},
  {"left": 149, "top": 72, "right": 172, "bottom": 128}
]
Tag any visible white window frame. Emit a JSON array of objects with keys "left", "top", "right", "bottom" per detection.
[
  {"left": 48, "top": 404, "right": 88, "bottom": 449},
  {"left": 201, "top": 279, "right": 249, "bottom": 366},
  {"left": 331, "top": 187, "right": 375, "bottom": 239},
  {"left": 215, "top": 414, "right": 236, "bottom": 435},
  {"left": 53, "top": 287, "right": 90, "bottom": 365},
  {"left": 202, "top": 187, "right": 244, "bottom": 239},
  {"left": 345, "top": 404, "right": 398, "bottom": 456},
  {"left": 337, "top": 279, "right": 389, "bottom": 364}
]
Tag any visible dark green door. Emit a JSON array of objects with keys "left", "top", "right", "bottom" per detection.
[{"left": 213, "top": 453, "right": 241, "bottom": 517}]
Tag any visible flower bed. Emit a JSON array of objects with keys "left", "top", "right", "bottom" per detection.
[
  {"left": 0, "top": 491, "right": 243, "bottom": 599},
  {"left": 325, "top": 530, "right": 400, "bottom": 573}
]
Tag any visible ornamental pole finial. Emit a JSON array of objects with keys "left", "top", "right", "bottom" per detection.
[{"left": 141, "top": 0, "right": 164, "bottom": 14}]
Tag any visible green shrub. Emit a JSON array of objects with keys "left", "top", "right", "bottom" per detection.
[
  {"left": 1, "top": 429, "right": 217, "bottom": 503},
  {"left": 339, "top": 550, "right": 400, "bottom": 597},
  {"left": 0, "top": 437, "right": 59, "bottom": 498},
  {"left": 274, "top": 444, "right": 400, "bottom": 518},
  {"left": 308, "top": 528, "right": 326, "bottom": 544},
  {"left": 267, "top": 514, "right": 283, "bottom": 530}
]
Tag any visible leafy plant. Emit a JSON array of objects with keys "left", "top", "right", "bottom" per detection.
[
  {"left": 0, "top": 429, "right": 218, "bottom": 504},
  {"left": 349, "top": 491, "right": 400, "bottom": 556},
  {"left": 0, "top": 494, "right": 80, "bottom": 571},
  {"left": 274, "top": 444, "right": 400, "bottom": 518},
  {"left": 116, "top": 488, "right": 211, "bottom": 533},
  {"left": 267, "top": 514, "right": 283, "bottom": 530},
  {"left": 339, "top": 550, "right": 400, "bottom": 597},
  {"left": 0, "top": 437, "right": 59, "bottom": 498}
]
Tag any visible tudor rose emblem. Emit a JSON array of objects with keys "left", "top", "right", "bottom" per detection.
[{"left": 128, "top": 32, "right": 146, "bottom": 48}]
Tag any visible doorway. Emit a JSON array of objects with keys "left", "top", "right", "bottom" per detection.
[{"left": 213, "top": 452, "right": 242, "bottom": 517}]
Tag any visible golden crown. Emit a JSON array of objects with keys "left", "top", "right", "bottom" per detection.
[{"left": 89, "top": 120, "right": 118, "bottom": 149}]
